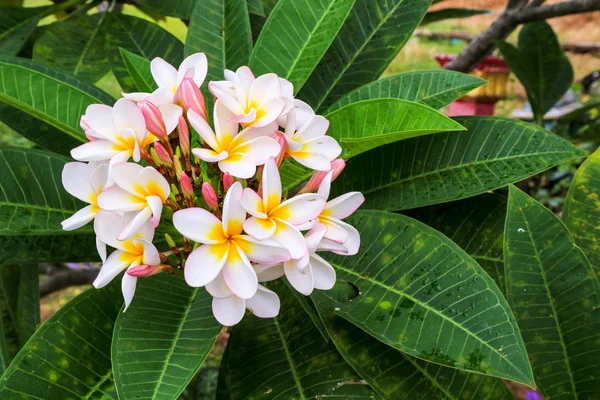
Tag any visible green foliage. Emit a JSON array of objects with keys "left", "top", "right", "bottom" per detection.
[
  {"left": 133, "top": 0, "right": 197, "bottom": 18},
  {"left": 0, "top": 6, "right": 50, "bottom": 55},
  {"left": 497, "top": 22, "right": 574, "bottom": 125},
  {"left": 119, "top": 48, "right": 155, "bottom": 93},
  {"left": 504, "top": 186, "right": 600, "bottom": 398},
  {"left": 420, "top": 8, "right": 489, "bottom": 26}
]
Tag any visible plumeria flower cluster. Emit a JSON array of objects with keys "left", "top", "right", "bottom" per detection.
[{"left": 61, "top": 53, "right": 364, "bottom": 326}]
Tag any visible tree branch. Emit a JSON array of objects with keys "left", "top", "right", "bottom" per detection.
[
  {"left": 39, "top": 268, "right": 99, "bottom": 298},
  {"left": 516, "top": 0, "right": 600, "bottom": 23}
]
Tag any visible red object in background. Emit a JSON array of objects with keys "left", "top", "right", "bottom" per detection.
[{"left": 435, "top": 55, "right": 510, "bottom": 116}]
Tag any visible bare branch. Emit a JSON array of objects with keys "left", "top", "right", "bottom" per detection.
[
  {"left": 516, "top": 0, "right": 600, "bottom": 23},
  {"left": 39, "top": 268, "right": 99, "bottom": 298}
]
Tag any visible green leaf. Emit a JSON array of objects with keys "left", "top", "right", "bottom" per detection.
[
  {"left": 284, "top": 279, "right": 329, "bottom": 341},
  {"left": 106, "top": 13, "right": 183, "bottom": 93},
  {"left": 119, "top": 48, "right": 155, "bottom": 93},
  {"left": 297, "top": 0, "right": 430, "bottom": 112},
  {"left": 497, "top": 22, "right": 573, "bottom": 125},
  {"left": 321, "top": 210, "right": 535, "bottom": 386},
  {"left": 0, "top": 148, "right": 98, "bottom": 264},
  {"left": 312, "top": 283, "right": 514, "bottom": 400},
  {"left": 249, "top": 0, "right": 355, "bottom": 93},
  {"left": 564, "top": 148, "right": 600, "bottom": 275},
  {"left": 32, "top": 13, "right": 110, "bottom": 83},
  {"left": 0, "top": 6, "right": 50, "bottom": 55},
  {"left": 504, "top": 186, "right": 600, "bottom": 398},
  {"left": 0, "top": 55, "right": 114, "bottom": 148},
  {"left": 217, "top": 279, "right": 377, "bottom": 399},
  {"left": 112, "top": 274, "right": 221, "bottom": 400},
  {"left": 247, "top": 0, "right": 265, "bottom": 15},
  {"left": 0, "top": 264, "right": 39, "bottom": 373},
  {"left": 327, "top": 70, "right": 486, "bottom": 113},
  {"left": 186, "top": 0, "right": 252, "bottom": 108},
  {"left": 280, "top": 99, "right": 465, "bottom": 191},
  {"left": 0, "top": 284, "right": 122, "bottom": 399},
  {"left": 420, "top": 8, "right": 489, "bottom": 26},
  {"left": 406, "top": 193, "right": 508, "bottom": 293},
  {"left": 133, "top": 0, "right": 196, "bottom": 18},
  {"left": 334, "top": 116, "right": 585, "bottom": 211}
]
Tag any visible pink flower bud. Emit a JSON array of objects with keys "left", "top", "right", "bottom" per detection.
[
  {"left": 223, "top": 173, "right": 233, "bottom": 192},
  {"left": 127, "top": 264, "right": 163, "bottom": 277},
  {"left": 139, "top": 100, "right": 167, "bottom": 140},
  {"left": 202, "top": 182, "right": 218, "bottom": 211},
  {"left": 299, "top": 159, "right": 346, "bottom": 194},
  {"left": 178, "top": 116, "right": 190, "bottom": 157},
  {"left": 274, "top": 131, "right": 287, "bottom": 167},
  {"left": 175, "top": 78, "right": 207, "bottom": 120},
  {"left": 154, "top": 143, "right": 172, "bottom": 167},
  {"left": 180, "top": 172, "right": 194, "bottom": 200}
]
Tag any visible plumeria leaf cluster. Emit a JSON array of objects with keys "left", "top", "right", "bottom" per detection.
[{"left": 0, "top": 1, "right": 599, "bottom": 399}]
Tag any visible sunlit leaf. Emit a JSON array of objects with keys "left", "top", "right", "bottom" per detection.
[
  {"left": 505, "top": 186, "right": 600, "bottom": 398},
  {"left": 420, "top": 8, "right": 489, "bottom": 26},
  {"left": 0, "top": 6, "right": 50, "bottom": 55}
]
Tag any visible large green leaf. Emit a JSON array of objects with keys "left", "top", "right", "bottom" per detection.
[
  {"left": 333, "top": 116, "right": 585, "bottom": 211},
  {"left": 497, "top": 22, "right": 573, "bottom": 125},
  {"left": 280, "top": 99, "right": 465, "bottom": 191},
  {"left": 312, "top": 283, "right": 514, "bottom": 400},
  {"left": 119, "top": 48, "right": 155, "bottom": 93},
  {"left": 327, "top": 70, "right": 486, "bottom": 113},
  {"left": 0, "top": 284, "right": 122, "bottom": 399},
  {"left": 564, "top": 148, "right": 600, "bottom": 275},
  {"left": 420, "top": 8, "right": 489, "bottom": 26},
  {"left": 247, "top": 0, "right": 265, "bottom": 15},
  {"left": 504, "top": 186, "right": 600, "bottom": 398},
  {"left": 0, "top": 148, "right": 98, "bottom": 264},
  {"left": 32, "top": 13, "right": 110, "bottom": 83},
  {"left": 249, "top": 0, "right": 355, "bottom": 93},
  {"left": 217, "top": 279, "right": 379, "bottom": 399},
  {"left": 320, "top": 210, "right": 534, "bottom": 386},
  {"left": 0, "top": 264, "right": 39, "bottom": 373},
  {"left": 106, "top": 13, "right": 183, "bottom": 93},
  {"left": 112, "top": 274, "right": 221, "bottom": 400},
  {"left": 0, "top": 6, "right": 50, "bottom": 55},
  {"left": 406, "top": 193, "right": 508, "bottom": 293},
  {"left": 133, "top": 0, "right": 196, "bottom": 18},
  {"left": 0, "top": 55, "right": 114, "bottom": 149},
  {"left": 297, "top": 0, "right": 430, "bottom": 112}
]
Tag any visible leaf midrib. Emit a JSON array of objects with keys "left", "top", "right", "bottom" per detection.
[
  {"left": 272, "top": 318, "right": 308, "bottom": 400},
  {"left": 73, "top": 13, "right": 108, "bottom": 76}
]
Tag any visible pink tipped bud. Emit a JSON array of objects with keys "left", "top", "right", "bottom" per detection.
[
  {"left": 274, "top": 131, "right": 287, "bottom": 167},
  {"left": 299, "top": 159, "right": 346, "bottom": 194},
  {"left": 178, "top": 116, "right": 190, "bottom": 157},
  {"left": 180, "top": 172, "right": 194, "bottom": 200},
  {"left": 202, "top": 182, "right": 218, "bottom": 211},
  {"left": 139, "top": 100, "right": 168, "bottom": 140},
  {"left": 176, "top": 78, "right": 207, "bottom": 120},
  {"left": 154, "top": 143, "right": 172, "bottom": 167},
  {"left": 127, "top": 264, "right": 164, "bottom": 277},
  {"left": 223, "top": 173, "right": 233, "bottom": 192}
]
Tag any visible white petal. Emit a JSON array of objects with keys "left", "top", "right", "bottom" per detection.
[
  {"left": 242, "top": 216, "right": 276, "bottom": 240},
  {"left": 272, "top": 219, "right": 307, "bottom": 260},
  {"left": 151, "top": 57, "right": 178, "bottom": 90},
  {"left": 118, "top": 206, "right": 153, "bottom": 240},
  {"left": 310, "top": 254, "right": 336, "bottom": 290},
  {"left": 249, "top": 73, "right": 280, "bottom": 106},
  {"left": 246, "top": 285, "right": 280, "bottom": 318},
  {"left": 222, "top": 242, "right": 258, "bottom": 299},
  {"left": 62, "top": 162, "right": 94, "bottom": 203},
  {"left": 302, "top": 136, "right": 342, "bottom": 161},
  {"left": 106, "top": 151, "right": 132, "bottom": 186},
  {"left": 189, "top": 109, "right": 219, "bottom": 150},
  {"left": 121, "top": 272, "right": 138, "bottom": 311},
  {"left": 321, "top": 218, "right": 349, "bottom": 244},
  {"left": 94, "top": 210, "right": 127, "bottom": 250},
  {"left": 135, "top": 238, "right": 160, "bottom": 265},
  {"left": 290, "top": 151, "right": 331, "bottom": 171},
  {"left": 173, "top": 208, "right": 226, "bottom": 244},
  {"left": 218, "top": 153, "right": 256, "bottom": 179},
  {"left": 253, "top": 98, "right": 285, "bottom": 127},
  {"left": 122, "top": 92, "right": 150, "bottom": 101},
  {"left": 209, "top": 83, "right": 245, "bottom": 115},
  {"left": 254, "top": 264, "right": 284, "bottom": 282},
  {"left": 184, "top": 242, "right": 230, "bottom": 287},
  {"left": 270, "top": 194, "right": 325, "bottom": 225},
  {"left": 304, "top": 224, "right": 327, "bottom": 254},
  {"left": 97, "top": 187, "right": 145, "bottom": 212},
  {"left": 285, "top": 261, "right": 314, "bottom": 295},
  {"left": 206, "top": 273, "right": 233, "bottom": 298},
  {"left": 93, "top": 250, "right": 130, "bottom": 288},
  {"left": 214, "top": 100, "right": 238, "bottom": 141},
  {"left": 113, "top": 98, "right": 145, "bottom": 135},
  {"left": 193, "top": 148, "right": 228, "bottom": 162},
  {"left": 112, "top": 162, "right": 144, "bottom": 195},
  {"left": 160, "top": 104, "right": 183, "bottom": 134},
  {"left": 90, "top": 164, "right": 109, "bottom": 194},
  {"left": 328, "top": 218, "right": 360, "bottom": 256},
  {"left": 325, "top": 192, "right": 365, "bottom": 220},
  {"left": 241, "top": 188, "right": 266, "bottom": 218},
  {"left": 146, "top": 87, "right": 174, "bottom": 106},
  {"left": 318, "top": 237, "right": 348, "bottom": 253},
  {"left": 317, "top": 171, "right": 333, "bottom": 200},
  {"left": 295, "top": 115, "right": 329, "bottom": 142},
  {"left": 212, "top": 296, "right": 245, "bottom": 326},
  {"left": 61, "top": 205, "right": 95, "bottom": 231},
  {"left": 139, "top": 167, "right": 170, "bottom": 200},
  {"left": 146, "top": 195, "right": 163, "bottom": 227},
  {"left": 233, "top": 136, "right": 280, "bottom": 165},
  {"left": 71, "top": 140, "right": 120, "bottom": 162},
  {"left": 96, "top": 235, "right": 107, "bottom": 263},
  {"left": 222, "top": 182, "right": 246, "bottom": 236},
  {"left": 85, "top": 104, "right": 117, "bottom": 139},
  {"left": 261, "top": 157, "right": 281, "bottom": 212},
  {"left": 177, "top": 53, "right": 208, "bottom": 86},
  {"left": 235, "top": 235, "right": 291, "bottom": 265}
]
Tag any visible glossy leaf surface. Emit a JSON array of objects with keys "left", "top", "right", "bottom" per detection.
[{"left": 0, "top": 6, "right": 49, "bottom": 55}]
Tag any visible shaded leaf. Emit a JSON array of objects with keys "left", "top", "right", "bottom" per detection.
[
  {"left": 32, "top": 12, "right": 110, "bottom": 83},
  {"left": 133, "top": 0, "right": 196, "bottom": 18},
  {"left": 297, "top": 0, "right": 430, "bottom": 112},
  {"left": 106, "top": 13, "right": 183, "bottom": 93},
  {"left": 320, "top": 210, "right": 534, "bottom": 386},
  {"left": 497, "top": 22, "right": 573, "bottom": 124},
  {"left": 420, "top": 8, "right": 489, "bottom": 26},
  {"left": 284, "top": 279, "right": 329, "bottom": 341},
  {"left": 504, "top": 186, "right": 600, "bottom": 398},
  {"left": 0, "top": 284, "right": 122, "bottom": 399},
  {"left": 249, "top": 0, "right": 355, "bottom": 93},
  {"left": 0, "top": 6, "right": 50, "bottom": 55},
  {"left": 112, "top": 274, "right": 221, "bottom": 400},
  {"left": 247, "top": 0, "right": 265, "bottom": 15},
  {"left": 334, "top": 116, "right": 585, "bottom": 211},
  {"left": 327, "top": 70, "right": 486, "bottom": 113},
  {"left": 312, "top": 283, "right": 514, "bottom": 399},
  {"left": 217, "top": 279, "right": 378, "bottom": 399},
  {"left": 280, "top": 99, "right": 465, "bottom": 191},
  {"left": 119, "top": 47, "right": 155, "bottom": 93}
]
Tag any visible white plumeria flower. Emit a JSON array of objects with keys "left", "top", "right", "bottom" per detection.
[
  {"left": 300, "top": 171, "right": 364, "bottom": 255},
  {"left": 189, "top": 101, "right": 281, "bottom": 179},
  {"left": 241, "top": 158, "right": 325, "bottom": 259},
  {"left": 93, "top": 212, "right": 160, "bottom": 310},
  {"left": 124, "top": 53, "right": 208, "bottom": 105},
  {"left": 97, "top": 163, "right": 170, "bottom": 240},
  {"left": 209, "top": 66, "right": 287, "bottom": 128},
  {"left": 283, "top": 100, "right": 342, "bottom": 171},
  {"left": 71, "top": 99, "right": 157, "bottom": 178},
  {"left": 61, "top": 161, "right": 108, "bottom": 230},
  {"left": 173, "top": 182, "right": 290, "bottom": 300}
]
